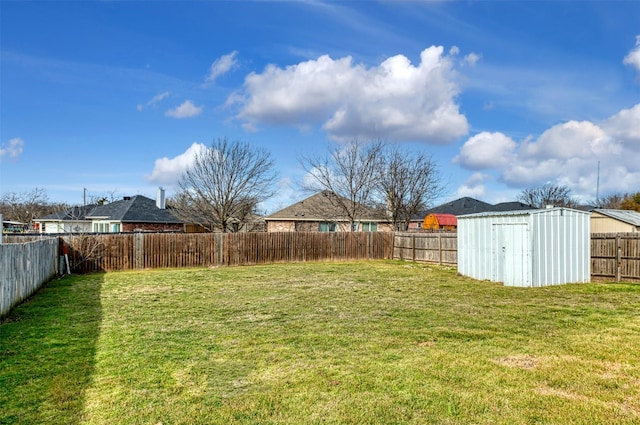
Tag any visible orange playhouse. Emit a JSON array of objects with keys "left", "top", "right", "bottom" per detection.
[{"left": 422, "top": 213, "right": 457, "bottom": 231}]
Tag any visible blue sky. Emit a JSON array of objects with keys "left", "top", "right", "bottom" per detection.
[{"left": 1, "top": 1, "right": 639, "bottom": 213}]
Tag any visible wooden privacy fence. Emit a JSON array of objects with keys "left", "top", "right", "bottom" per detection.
[
  {"left": 591, "top": 233, "right": 640, "bottom": 282},
  {"left": 61, "top": 231, "right": 395, "bottom": 273},
  {"left": 1, "top": 238, "right": 59, "bottom": 319},
  {"left": 393, "top": 232, "right": 457, "bottom": 265},
  {"left": 4, "top": 231, "right": 639, "bottom": 282}
]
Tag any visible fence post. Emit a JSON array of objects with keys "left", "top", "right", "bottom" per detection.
[
  {"left": 134, "top": 233, "right": 144, "bottom": 269},
  {"left": 393, "top": 233, "right": 398, "bottom": 260},
  {"left": 438, "top": 233, "right": 443, "bottom": 265},
  {"left": 215, "top": 233, "right": 224, "bottom": 266},
  {"left": 412, "top": 234, "right": 416, "bottom": 262},
  {"left": 616, "top": 233, "right": 622, "bottom": 282}
]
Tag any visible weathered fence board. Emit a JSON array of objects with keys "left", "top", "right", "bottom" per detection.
[
  {"left": 393, "top": 232, "right": 457, "bottom": 265},
  {"left": 591, "top": 233, "right": 640, "bottom": 282},
  {"left": 1, "top": 238, "right": 58, "bottom": 319},
  {"left": 5, "top": 232, "right": 639, "bottom": 285},
  {"left": 60, "top": 232, "right": 394, "bottom": 273}
]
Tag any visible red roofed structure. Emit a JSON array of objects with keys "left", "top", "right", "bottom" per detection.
[{"left": 422, "top": 213, "right": 457, "bottom": 230}]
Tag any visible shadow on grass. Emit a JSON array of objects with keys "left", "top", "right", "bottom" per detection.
[{"left": 0, "top": 273, "right": 104, "bottom": 425}]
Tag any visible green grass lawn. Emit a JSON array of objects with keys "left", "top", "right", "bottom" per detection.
[{"left": 1, "top": 261, "right": 639, "bottom": 425}]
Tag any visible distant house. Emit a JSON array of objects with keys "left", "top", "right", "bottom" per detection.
[
  {"left": 36, "top": 190, "right": 184, "bottom": 233},
  {"left": 265, "top": 191, "right": 393, "bottom": 232},
  {"left": 408, "top": 197, "right": 536, "bottom": 230},
  {"left": 2, "top": 219, "right": 29, "bottom": 233},
  {"left": 591, "top": 209, "right": 640, "bottom": 233}
]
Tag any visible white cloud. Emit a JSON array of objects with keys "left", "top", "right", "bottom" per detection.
[
  {"left": 454, "top": 132, "right": 517, "bottom": 170},
  {"left": 137, "top": 91, "right": 170, "bottom": 111},
  {"left": 602, "top": 103, "right": 640, "bottom": 151},
  {"left": 165, "top": 100, "right": 203, "bottom": 119},
  {"left": 146, "top": 143, "right": 207, "bottom": 185},
  {"left": 206, "top": 51, "right": 238, "bottom": 83},
  {"left": 463, "top": 53, "right": 481, "bottom": 67},
  {"left": 455, "top": 103, "right": 640, "bottom": 200},
  {"left": 231, "top": 46, "right": 469, "bottom": 144},
  {"left": 519, "top": 120, "right": 612, "bottom": 160},
  {"left": 0, "top": 138, "right": 24, "bottom": 160},
  {"left": 623, "top": 35, "right": 640, "bottom": 74},
  {"left": 452, "top": 172, "right": 490, "bottom": 199}
]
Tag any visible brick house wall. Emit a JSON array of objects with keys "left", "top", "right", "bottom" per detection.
[
  {"left": 266, "top": 220, "right": 394, "bottom": 233},
  {"left": 266, "top": 221, "right": 296, "bottom": 232}
]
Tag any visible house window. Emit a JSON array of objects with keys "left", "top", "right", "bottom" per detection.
[
  {"left": 318, "top": 222, "right": 337, "bottom": 232},
  {"left": 361, "top": 222, "right": 378, "bottom": 232},
  {"left": 112, "top": 223, "right": 121, "bottom": 233}
]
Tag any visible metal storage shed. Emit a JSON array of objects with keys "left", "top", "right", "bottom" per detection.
[{"left": 457, "top": 208, "right": 590, "bottom": 287}]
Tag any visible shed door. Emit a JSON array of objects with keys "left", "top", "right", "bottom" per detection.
[{"left": 492, "top": 223, "right": 531, "bottom": 287}]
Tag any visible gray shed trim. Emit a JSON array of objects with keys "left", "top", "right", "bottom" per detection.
[{"left": 458, "top": 208, "right": 590, "bottom": 287}]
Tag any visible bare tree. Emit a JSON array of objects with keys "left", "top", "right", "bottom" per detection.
[
  {"left": 518, "top": 184, "right": 577, "bottom": 208},
  {"left": 171, "top": 138, "right": 277, "bottom": 233},
  {"left": 87, "top": 189, "right": 121, "bottom": 205},
  {"left": 594, "top": 193, "right": 626, "bottom": 209},
  {"left": 595, "top": 192, "right": 640, "bottom": 211},
  {"left": 300, "top": 140, "right": 385, "bottom": 230},
  {"left": 377, "top": 146, "right": 444, "bottom": 231},
  {"left": 0, "top": 188, "right": 54, "bottom": 229}
]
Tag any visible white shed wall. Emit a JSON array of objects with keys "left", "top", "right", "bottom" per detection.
[{"left": 458, "top": 208, "right": 590, "bottom": 287}]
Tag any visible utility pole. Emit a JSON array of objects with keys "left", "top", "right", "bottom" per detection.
[{"left": 596, "top": 161, "right": 600, "bottom": 204}]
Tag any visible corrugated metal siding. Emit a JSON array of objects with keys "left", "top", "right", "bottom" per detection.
[
  {"left": 458, "top": 211, "right": 532, "bottom": 283},
  {"left": 458, "top": 208, "right": 590, "bottom": 287},
  {"left": 530, "top": 209, "right": 590, "bottom": 286}
]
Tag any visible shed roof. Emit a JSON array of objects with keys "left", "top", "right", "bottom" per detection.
[
  {"left": 593, "top": 209, "right": 640, "bottom": 227},
  {"left": 458, "top": 207, "right": 590, "bottom": 219}
]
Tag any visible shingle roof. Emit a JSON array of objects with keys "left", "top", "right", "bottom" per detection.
[
  {"left": 39, "top": 196, "right": 181, "bottom": 223},
  {"left": 593, "top": 209, "right": 640, "bottom": 227},
  {"left": 491, "top": 201, "right": 536, "bottom": 212},
  {"left": 265, "top": 191, "right": 383, "bottom": 222},
  {"left": 87, "top": 195, "right": 182, "bottom": 223},
  {"left": 412, "top": 197, "right": 537, "bottom": 220},
  {"left": 38, "top": 205, "right": 98, "bottom": 221},
  {"left": 417, "top": 197, "right": 495, "bottom": 217}
]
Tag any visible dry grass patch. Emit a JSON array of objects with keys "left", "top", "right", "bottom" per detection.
[{"left": 2, "top": 261, "right": 640, "bottom": 424}]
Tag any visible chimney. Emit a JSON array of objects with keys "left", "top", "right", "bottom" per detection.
[{"left": 156, "top": 187, "right": 166, "bottom": 209}]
